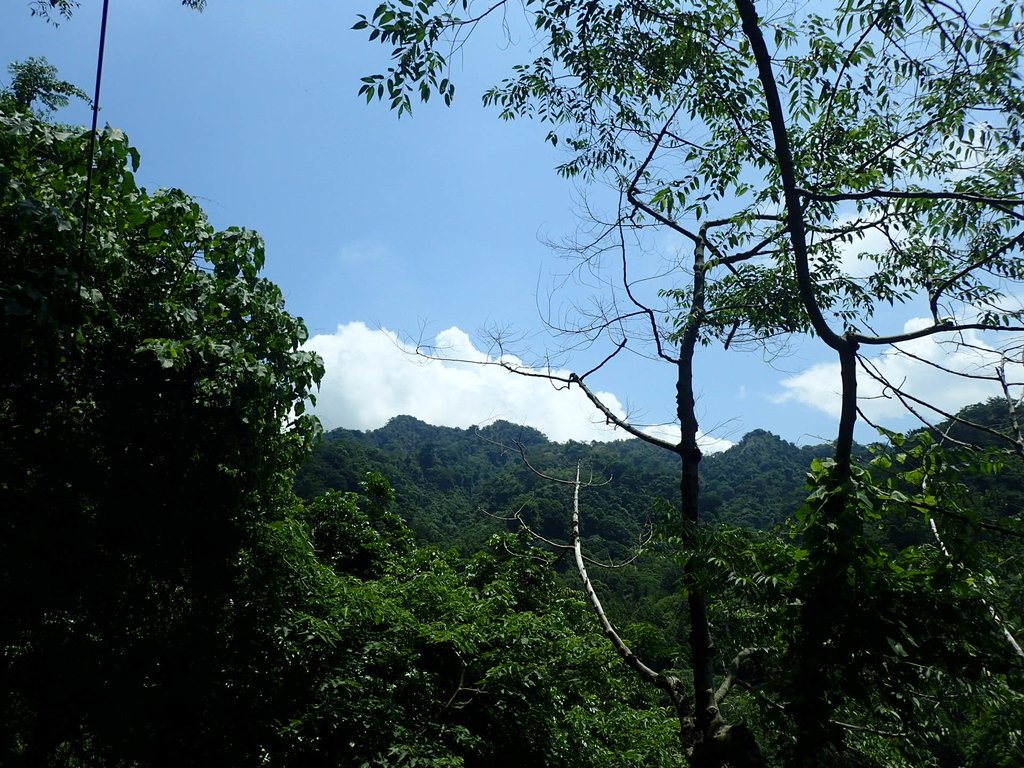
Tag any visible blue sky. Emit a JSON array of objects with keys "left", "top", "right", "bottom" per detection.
[{"left": 2, "top": 1, "right": 1007, "bottom": 449}]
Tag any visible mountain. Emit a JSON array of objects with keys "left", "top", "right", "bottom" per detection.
[
  {"left": 297, "top": 401, "right": 1024, "bottom": 559},
  {"left": 294, "top": 404, "right": 1024, "bottom": 685},
  {"left": 296, "top": 416, "right": 835, "bottom": 551}
]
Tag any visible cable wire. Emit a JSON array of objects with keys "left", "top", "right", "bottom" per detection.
[{"left": 78, "top": 0, "right": 111, "bottom": 274}]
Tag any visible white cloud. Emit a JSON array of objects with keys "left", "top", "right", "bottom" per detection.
[
  {"left": 816, "top": 209, "right": 921, "bottom": 284},
  {"left": 641, "top": 423, "right": 734, "bottom": 453},
  {"left": 826, "top": 211, "right": 893, "bottom": 280},
  {"left": 337, "top": 240, "right": 392, "bottom": 266},
  {"left": 304, "top": 323, "right": 695, "bottom": 445},
  {"left": 774, "top": 318, "right": 1024, "bottom": 424}
]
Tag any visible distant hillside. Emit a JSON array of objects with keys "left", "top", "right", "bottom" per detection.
[
  {"left": 296, "top": 416, "right": 835, "bottom": 550},
  {"left": 295, "top": 403, "right": 1023, "bottom": 641},
  {"left": 913, "top": 398, "right": 1024, "bottom": 518},
  {"left": 297, "top": 400, "right": 1024, "bottom": 555}
]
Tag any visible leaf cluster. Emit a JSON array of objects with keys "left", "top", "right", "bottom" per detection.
[{"left": 0, "top": 103, "right": 322, "bottom": 766}]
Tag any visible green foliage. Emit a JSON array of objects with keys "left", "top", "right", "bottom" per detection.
[
  {"left": 28, "top": 0, "right": 206, "bottom": 24},
  {"left": 298, "top": 417, "right": 833, "bottom": 548},
  {"left": 659, "top": 432, "right": 1024, "bottom": 766},
  {"left": 0, "top": 102, "right": 323, "bottom": 766},
  {"left": 298, "top": 418, "right": 850, "bottom": 647},
  {"left": 1, "top": 57, "right": 88, "bottom": 114},
  {"left": 297, "top": 478, "right": 413, "bottom": 579},
  {"left": 765, "top": 439, "right": 1024, "bottom": 765},
  {"left": 301, "top": 412, "right": 1024, "bottom": 764},
  {"left": 242, "top": 485, "right": 686, "bottom": 768}
]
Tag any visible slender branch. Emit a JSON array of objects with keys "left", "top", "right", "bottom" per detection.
[
  {"left": 930, "top": 229, "right": 1024, "bottom": 313},
  {"left": 625, "top": 103, "right": 706, "bottom": 245},
  {"left": 432, "top": 662, "right": 485, "bottom": 723},
  {"left": 485, "top": 507, "right": 575, "bottom": 551},
  {"left": 578, "top": 338, "right": 630, "bottom": 381},
  {"left": 443, "top": 0, "right": 508, "bottom": 29},
  {"left": 820, "top": 9, "right": 879, "bottom": 139},
  {"left": 714, "top": 648, "right": 755, "bottom": 705},
  {"left": 796, "top": 187, "right": 1024, "bottom": 219},
  {"left": 568, "top": 373, "right": 679, "bottom": 450},
  {"left": 857, "top": 354, "right": 1024, "bottom": 456},
  {"left": 852, "top": 322, "right": 1024, "bottom": 347},
  {"left": 996, "top": 362, "right": 1024, "bottom": 456},
  {"left": 569, "top": 462, "right": 692, "bottom": 715},
  {"left": 831, "top": 720, "right": 906, "bottom": 739},
  {"left": 708, "top": 223, "right": 786, "bottom": 267},
  {"left": 616, "top": 215, "right": 678, "bottom": 364},
  {"left": 878, "top": 340, "right": 1004, "bottom": 384}
]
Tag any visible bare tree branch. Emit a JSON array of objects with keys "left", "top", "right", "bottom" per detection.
[
  {"left": 568, "top": 462, "right": 693, "bottom": 716},
  {"left": 568, "top": 372, "right": 678, "bottom": 450},
  {"left": 857, "top": 354, "right": 1024, "bottom": 456},
  {"left": 714, "top": 648, "right": 756, "bottom": 705}
]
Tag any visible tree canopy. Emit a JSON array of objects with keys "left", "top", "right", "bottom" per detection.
[
  {"left": 0, "top": 83, "right": 327, "bottom": 764},
  {"left": 2, "top": 56, "right": 88, "bottom": 114}
]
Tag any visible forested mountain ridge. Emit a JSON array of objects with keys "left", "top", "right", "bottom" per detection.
[
  {"left": 299, "top": 402, "right": 1024, "bottom": 552},
  {"left": 296, "top": 405, "right": 1024, "bottom": 601},
  {"left": 295, "top": 406, "right": 1024, "bottom": 703},
  {"left": 297, "top": 416, "right": 836, "bottom": 548}
]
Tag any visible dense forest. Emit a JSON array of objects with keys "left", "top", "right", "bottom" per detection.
[
  {"left": 4, "top": 1, "right": 1024, "bottom": 767},
  {"left": 296, "top": 407, "right": 1024, "bottom": 668},
  {"left": 297, "top": 419, "right": 834, "bottom": 544},
  {"left": 299, "top": 405, "right": 1024, "bottom": 557}
]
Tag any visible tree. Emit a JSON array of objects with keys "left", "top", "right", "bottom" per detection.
[
  {"left": 0, "top": 97, "right": 324, "bottom": 765},
  {"left": 28, "top": 0, "right": 206, "bottom": 24},
  {"left": 264, "top": 484, "right": 687, "bottom": 768},
  {"left": 1, "top": 57, "right": 88, "bottom": 114},
  {"left": 356, "top": 1, "right": 1024, "bottom": 765}
]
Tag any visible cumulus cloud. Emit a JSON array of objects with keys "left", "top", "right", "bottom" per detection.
[
  {"left": 774, "top": 318, "right": 1023, "bottom": 424},
  {"left": 304, "top": 322, "right": 732, "bottom": 450},
  {"left": 641, "top": 423, "right": 735, "bottom": 454},
  {"left": 826, "top": 211, "right": 894, "bottom": 280}
]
